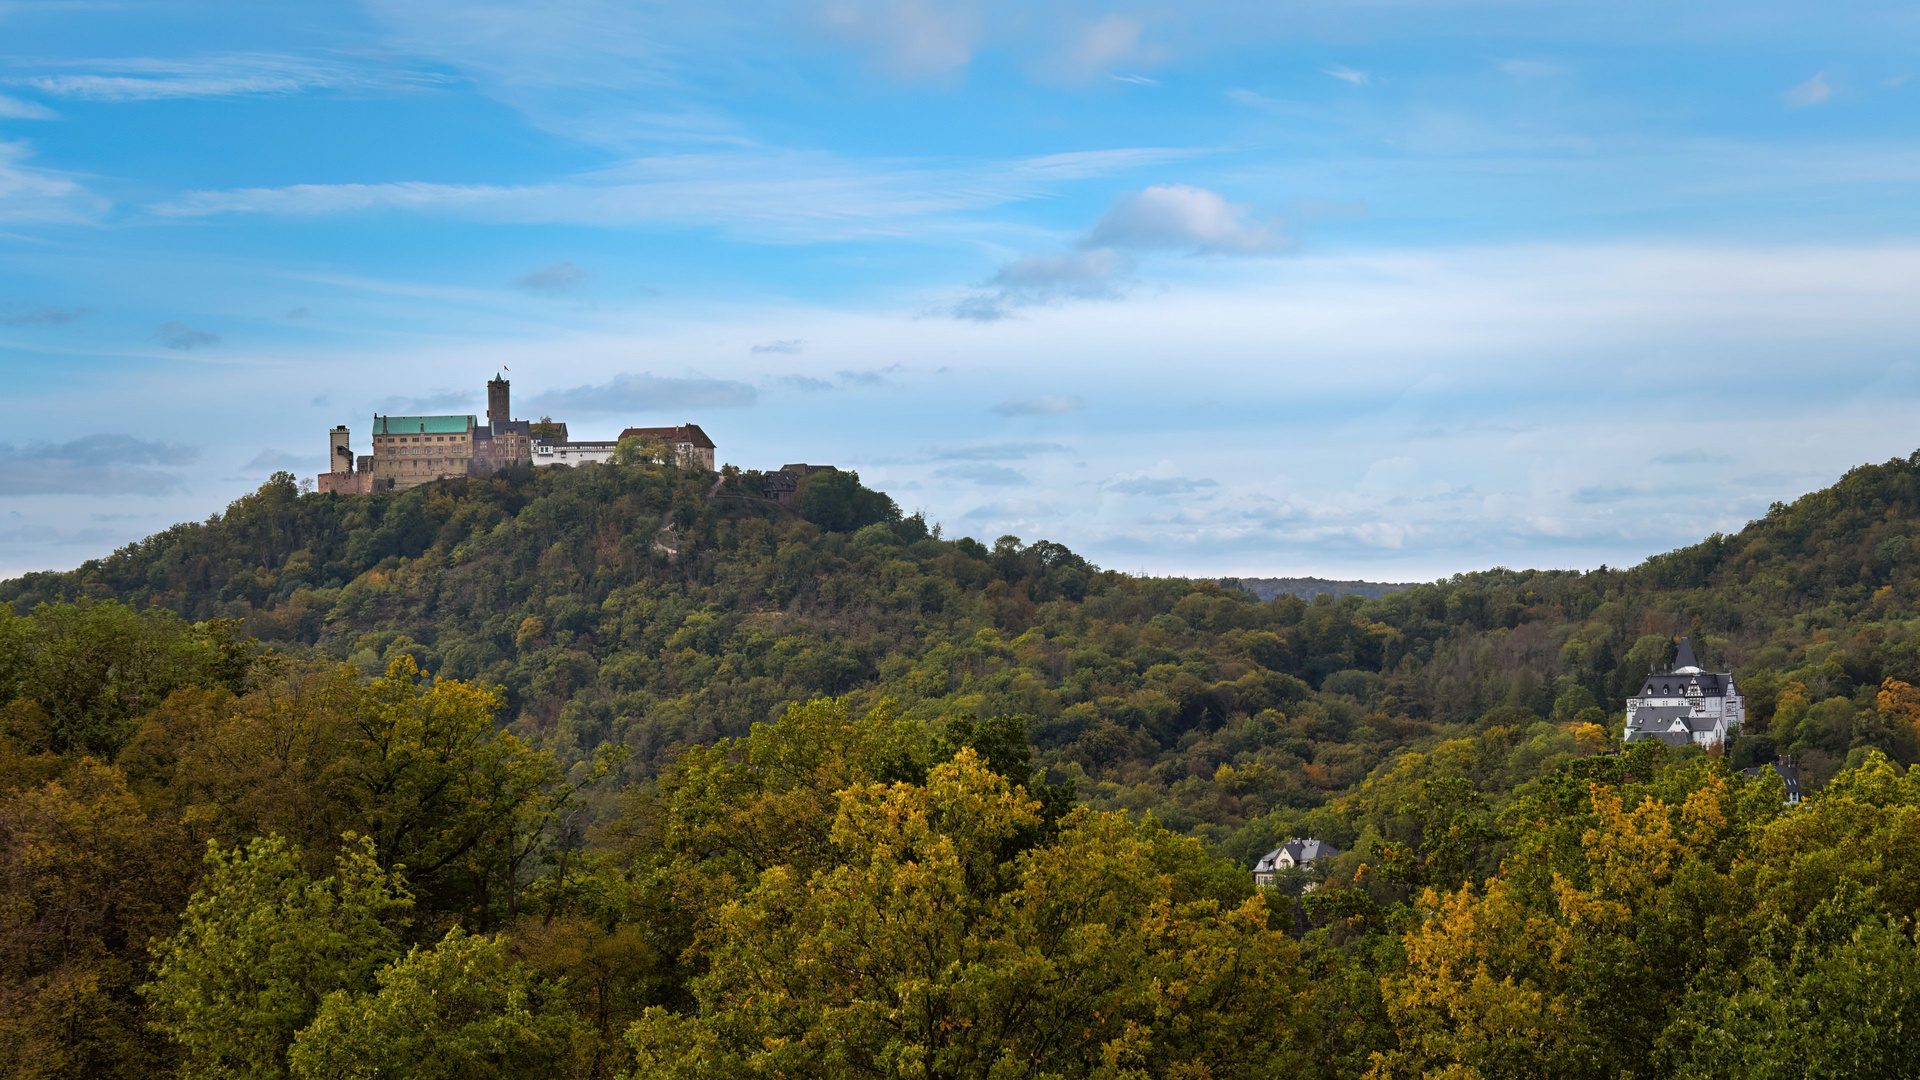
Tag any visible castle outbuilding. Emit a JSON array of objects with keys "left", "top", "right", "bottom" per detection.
[{"left": 1622, "top": 637, "right": 1746, "bottom": 748}]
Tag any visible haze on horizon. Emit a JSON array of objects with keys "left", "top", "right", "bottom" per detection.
[{"left": 3, "top": 0, "right": 1918, "bottom": 582}]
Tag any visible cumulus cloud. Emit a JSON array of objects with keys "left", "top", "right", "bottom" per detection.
[
  {"left": 0, "top": 434, "right": 198, "bottom": 495},
  {"left": 515, "top": 260, "right": 587, "bottom": 293},
  {"left": 1106, "top": 475, "right": 1220, "bottom": 496},
  {"left": 0, "top": 302, "right": 87, "bottom": 326},
  {"left": 528, "top": 371, "right": 758, "bottom": 413},
  {"left": 1784, "top": 72, "right": 1831, "bottom": 107},
  {"left": 752, "top": 338, "right": 806, "bottom": 354},
  {"left": 153, "top": 321, "right": 220, "bottom": 349},
  {"left": 953, "top": 248, "right": 1133, "bottom": 320},
  {"left": 1083, "top": 184, "right": 1286, "bottom": 255},
  {"left": 990, "top": 395, "right": 1083, "bottom": 417},
  {"left": 0, "top": 94, "right": 57, "bottom": 119},
  {"left": 818, "top": 0, "right": 979, "bottom": 80},
  {"left": 934, "top": 463, "right": 1029, "bottom": 486}
]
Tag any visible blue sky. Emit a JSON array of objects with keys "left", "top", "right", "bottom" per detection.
[{"left": 5, "top": 0, "right": 1920, "bottom": 581}]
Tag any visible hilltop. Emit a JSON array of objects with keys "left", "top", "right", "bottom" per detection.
[{"left": 9, "top": 450, "right": 1920, "bottom": 853}]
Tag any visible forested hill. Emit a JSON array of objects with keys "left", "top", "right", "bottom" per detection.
[
  {"left": 11, "top": 456, "right": 1920, "bottom": 1079},
  {"left": 9, "top": 450, "right": 1920, "bottom": 846}
]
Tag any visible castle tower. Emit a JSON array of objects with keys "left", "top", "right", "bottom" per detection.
[
  {"left": 487, "top": 374, "right": 511, "bottom": 430},
  {"left": 329, "top": 425, "right": 353, "bottom": 474}
]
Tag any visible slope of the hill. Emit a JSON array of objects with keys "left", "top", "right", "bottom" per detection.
[{"left": 9, "top": 451, "right": 1920, "bottom": 849}]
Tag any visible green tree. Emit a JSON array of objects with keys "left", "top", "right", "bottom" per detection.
[
  {"left": 795, "top": 469, "right": 898, "bottom": 532},
  {"left": 629, "top": 749, "right": 1308, "bottom": 1080},
  {"left": 288, "top": 928, "right": 578, "bottom": 1080},
  {"left": 142, "top": 834, "right": 413, "bottom": 1080}
]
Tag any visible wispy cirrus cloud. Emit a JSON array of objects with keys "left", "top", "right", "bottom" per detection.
[
  {"left": 145, "top": 146, "right": 1205, "bottom": 241},
  {"left": 0, "top": 94, "right": 56, "bottom": 120},
  {"left": 0, "top": 139, "right": 106, "bottom": 224},
  {"left": 1783, "top": 72, "right": 1831, "bottom": 107},
  {"left": 9, "top": 54, "right": 437, "bottom": 102}
]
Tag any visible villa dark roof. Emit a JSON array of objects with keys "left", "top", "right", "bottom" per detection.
[
  {"left": 1675, "top": 637, "right": 1700, "bottom": 670},
  {"left": 1625, "top": 705, "right": 1719, "bottom": 743},
  {"left": 1741, "top": 759, "right": 1803, "bottom": 796},
  {"left": 1253, "top": 838, "right": 1341, "bottom": 875},
  {"left": 1639, "top": 673, "right": 1735, "bottom": 697}
]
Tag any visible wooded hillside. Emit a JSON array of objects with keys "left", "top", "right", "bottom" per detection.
[{"left": 8, "top": 454, "right": 1920, "bottom": 1077}]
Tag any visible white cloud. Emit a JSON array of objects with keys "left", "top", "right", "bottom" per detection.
[
  {"left": 373, "top": 390, "right": 479, "bottom": 413},
  {"left": 10, "top": 54, "right": 433, "bottom": 102},
  {"left": 1784, "top": 72, "right": 1831, "bottom": 107},
  {"left": 1045, "top": 14, "right": 1145, "bottom": 84},
  {"left": 752, "top": 339, "right": 806, "bottom": 354},
  {"left": 0, "top": 434, "right": 198, "bottom": 495},
  {"left": 818, "top": 0, "right": 980, "bottom": 79},
  {"left": 0, "top": 302, "right": 87, "bottom": 326},
  {"left": 0, "top": 139, "right": 105, "bottom": 224},
  {"left": 242, "top": 449, "right": 311, "bottom": 472},
  {"left": 1323, "top": 66, "right": 1369, "bottom": 85},
  {"left": 1106, "top": 475, "right": 1219, "bottom": 496},
  {"left": 146, "top": 146, "right": 1204, "bottom": 242},
  {"left": 935, "top": 463, "right": 1029, "bottom": 486},
  {"left": 153, "top": 321, "right": 221, "bottom": 350},
  {"left": 0, "top": 94, "right": 56, "bottom": 119},
  {"left": 991, "top": 395, "right": 1083, "bottom": 417},
  {"left": 515, "top": 260, "right": 588, "bottom": 293},
  {"left": 1083, "top": 184, "right": 1285, "bottom": 255},
  {"left": 953, "top": 249, "right": 1133, "bottom": 320},
  {"left": 528, "top": 371, "right": 758, "bottom": 414}
]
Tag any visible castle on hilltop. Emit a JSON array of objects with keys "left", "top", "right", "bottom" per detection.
[{"left": 318, "top": 375, "right": 715, "bottom": 495}]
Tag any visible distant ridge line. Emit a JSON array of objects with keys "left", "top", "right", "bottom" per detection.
[{"left": 1216, "top": 576, "right": 1420, "bottom": 601}]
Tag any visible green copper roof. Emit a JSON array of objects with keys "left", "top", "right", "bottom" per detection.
[{"left": 374, "top": 414, "right": 473, "bottom": 435}]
